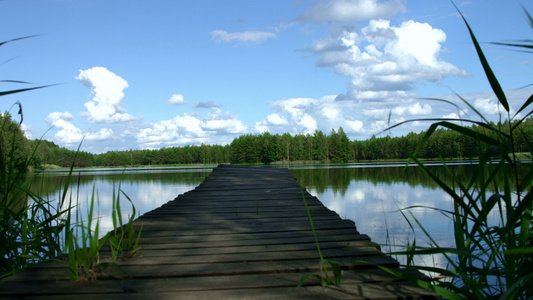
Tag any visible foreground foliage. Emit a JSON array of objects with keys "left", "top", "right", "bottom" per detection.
[
  {"left": 1, "top": 37, "right": 140, "bottom": 280},
  {"left": 383, "top": 6, "right": 533, "bottom": 299},
  {"left": 0, "top": 36, "right": 66, "bottom": 277}
]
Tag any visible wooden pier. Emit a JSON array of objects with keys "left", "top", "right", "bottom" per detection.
[{"left": 0, "top": 164, "right": 438, "bottom": 299}]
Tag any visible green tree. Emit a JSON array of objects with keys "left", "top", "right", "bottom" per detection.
[
  {"left": 260, "top": 132, "right": 277, "bottom": 164},
  {"left": 0, "top": 111, "right": 31, "bottom": 175},
  {"left": 312, "top": 130, "right": 328, "bottom": 161}
]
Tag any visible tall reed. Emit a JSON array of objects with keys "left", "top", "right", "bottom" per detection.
[
  {"left": 1, "top": 40, "right": 64, "bottom": 277},
  {"left": 297, "top": 186, "right": 342, "bottom": 287},
  {"left": 1, "top": 36, "right": 140, "bottom": 280},
  {"left": 380, "top": 5, "right": 533, "bottom": 299}
]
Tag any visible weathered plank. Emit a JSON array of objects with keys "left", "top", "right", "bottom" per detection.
[
  {"left": 0, "top": 269, "right": 433, "bottom": 300},
  {"left": 0, "top": 164, "right": 439, "bottom": 299}
]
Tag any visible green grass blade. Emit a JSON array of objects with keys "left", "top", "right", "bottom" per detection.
[
  {"left": 0, "top": 85, "right": 56, "bottom": 97},
  {"left": 453, "top": 2, "right": 509, "bottom": 112},
  {"left": 513, "top": 93, "right": 533, "bottom": 122},
  {"left": 356, "top": 260, "right": 466, "bottom": 300},
  {"left": 0, "top": 35, "right": 40, "bottom": 47}
]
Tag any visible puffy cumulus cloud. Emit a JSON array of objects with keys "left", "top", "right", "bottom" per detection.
[
  {"left": 85, "top": 128, "right": 115, "bottom": 141},
  {"left": 266, "top": 114, "right": 290, "bottom": 126},
  {"left": 136, "top": 115, "right": 199, "bottom": 148},
  {"left": 20, "top": 123, "right": 33, "bottom": 139},
  {"left": 76, "top": 67, "right": 137, "bottom": 123},
  {"left": 296, "top": 0, "right": 405, "bottom": 23},
  {"left": 305, "top": 19, "right": 466, "bottom": 102},
  {"left": 442, "top": 112, "right": 463, "bottom": 119},
  {"left": 45, "top": 111, "right": 115, "bottom": 145},
  {"left": 266, "top": 97, "right": 321, "bottom": 134},
  {"left": 136, "top": 111, "right": 247, "bottom": 149},
  {"left": 391, "top": 20, "right": 446, "bottom": 67},
  {"left": 462, "top": 89, "right": 530, "bottom": 118},
  {"left": 426, "top": 89, "right": 533, "bottom": 122},
  {"left": 364, "top": 103, "right": 432, "bottom": 118},
  {"left": 52, "top": 121, "right": 84, "bottom": 144},
  {"left": 45, "top": 111, "right": 75, "bottom": 123},
  {"left": 255, "top": 114, "right": 289, "bottom": 133},
  {"left": 45, "top": 111, "right": 82, "bottom": 144},
  {"left": 474, "top": 98, "right": 502, "bottom": 115},
  {"left": 256, "top": 96, "right": 369, "bottom": 135},
  {"left": 255, "top": 94, "right": 450, "bottom": 139},
  {"left": 295, "top": 114, "right": 318, "bottom": 134},
  {"left": 200, "top": 113, "right": 247, "bottom": 133},
  {"left": 211, "top": 30, "right": 276, "bottom": 44},
  {"left": 167, "top": 94, "right": 185, "bottom": 105}
]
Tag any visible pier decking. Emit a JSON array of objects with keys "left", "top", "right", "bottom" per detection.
[{"left": 0, "top": 164, "right": 438, "bottom": 299}]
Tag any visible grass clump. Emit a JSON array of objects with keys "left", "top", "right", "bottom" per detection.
[
  {"left": 108, "top": 183, "right": 142, "bottom": 260},
  {"left": 62, "top": 182, "right": 141, "bottom": 281},
  {"left": 0, "top": 36, "right": 141, "bottom": 281},
  {"left": 0, "top": 89, "right": 66, "bottom": 278}
]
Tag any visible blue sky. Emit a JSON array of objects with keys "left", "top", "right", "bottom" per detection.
[{"left": 1, "top": 0, "right": 532, "bottom": 153}]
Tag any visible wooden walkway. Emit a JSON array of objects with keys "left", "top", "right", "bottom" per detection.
[{"left": 0, "top": 164, "right": 438, "bottom": 299}]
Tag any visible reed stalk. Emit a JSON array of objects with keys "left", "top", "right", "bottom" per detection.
[
  {"left": 297, "top": 186, "right": 342, "bottom": 287},
  {"left": 1, "top": 36, "right": 140, "bottom": 280},
  {"left": 377, "top": 4, "right": 533, "bottom": 299}
]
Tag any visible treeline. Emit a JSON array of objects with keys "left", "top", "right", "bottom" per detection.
[
  {"left": 3, "top": 111, "right": 533, "bottom": 169},
  {"left": 92, "top": 145, "right": 230, "bottom": 167},
  {"left": 230, "top": 119, "right": 533, "bottom": 164},
  {"left": 33, "top": 143, "right": 231, "bottom": 168},
  {"left": 230, "top": 129, "right": 350, "bottom": 164}
]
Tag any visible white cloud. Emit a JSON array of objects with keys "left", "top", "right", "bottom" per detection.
[
  {"left": 298, "top": 114, "right": 318, "bottom": 134},
  {"left": 256, "top": 96, "right": 371, "bottom": 135},
  {"left": 391, "top": 20, "right": 446, "bottom": 67},
  {"left": 20, "top": 123, "right": 33, "bottom": 139},
  {"left": 347, "top": 120, "right": 364, "bottom": 132},
  {"left": 45, "top": 111, "right": 75, "bottom": 123},
  {"left": 322, "top": 107, "right": 340, "bottom": 119},
  {"left": 474, "top": 98, "right": 501, "bottom": 115},
  {"left": 200, "top": 112, "right": 247, "bottom": 133},
  {"left": 86, "top": 128, "right": 115, "bottom": 141},
  {"left": 76, "top": 67, "right": 137, "bottom": 123},
  {"left": 382, "top": 102, "right": 433, "bottom": 116},
  {"left": 211, "top": 30, "right": 277, "bottom": 44},
  {"left": 305, "top": 19, "right": 466, "bottom": 102},
  {"left": 45, "top": 112, "right": 83, "bottom": 144},
  {"left": 45, "top": 111, "right": 115, "bottom": 145},
  {"left": 53, "top": 121, "right": 84, "bottom": 144},
  {"left": 255, "top": 94, "right": 449, "bottom": 139},
  {"left": 167, "top": 94, "right": 185, "bottom": 105},
  {"left": 442, "top": 112, "right": 461, "bottom": 119},
  {"left": 296, "top": 0, "right": 405, "bottom": 23},
  {"left": 267, "top": 114, "right": 289, "bottom": 126},
  {"left": 136, "top": 111, "right": 247, "bottom": 149},
  {"left": 255, "top": 114, "right": 289, "bottom": 133}
]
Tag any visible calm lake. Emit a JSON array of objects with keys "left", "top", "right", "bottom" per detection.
[{"left": 30, "top": 162, "right": 488, "bottom": 268}]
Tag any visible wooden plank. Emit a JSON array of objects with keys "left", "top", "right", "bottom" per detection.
[
  {"left": 10, "top": 255, "right": 401, "bottom": 281},
  {"left": 133, "top": 232, "right": 374, "bottom": 249},
  {"left": 0, "top": 269, "right": 428, "bottom": 297},
  {"left": 0, "top": 165, "right": 439, "bottom": 299}
]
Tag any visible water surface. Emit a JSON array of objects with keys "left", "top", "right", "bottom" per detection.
[{"left": 31, "top": 162, "right": 483, "bottom": 268}]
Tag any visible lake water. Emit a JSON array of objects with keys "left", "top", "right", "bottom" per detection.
[{"left": 30, "top": 162, "right": 484, "bottom": 268}]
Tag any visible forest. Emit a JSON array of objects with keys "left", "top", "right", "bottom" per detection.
[{"left": 2, "top": 111, "right": 533, "bottom": 170}]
